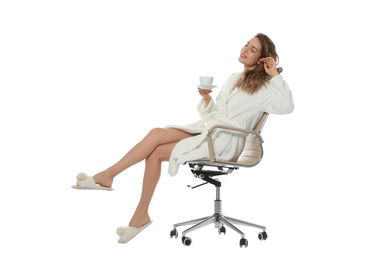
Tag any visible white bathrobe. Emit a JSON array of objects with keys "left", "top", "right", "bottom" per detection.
[{"left": 166, "top": 72, "right": 294, "bottom": 176}]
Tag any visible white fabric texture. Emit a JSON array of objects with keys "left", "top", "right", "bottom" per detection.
[{"left": 166, "top": 72, "right": 294, "bottom": 176}]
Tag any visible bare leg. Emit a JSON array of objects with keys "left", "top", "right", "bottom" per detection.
[
  {"left": 93, "top": 128, "right": 195, "bottom": 188},
  {"left": 128, "top": 142, "right": 177, "bottom": 227}
]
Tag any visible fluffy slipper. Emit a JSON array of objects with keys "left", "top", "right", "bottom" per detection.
[
  {"left": 116, "top": 221, "right": 153, "bottom": 244},
  {"left": 71, "top": 172, "right": 114, "bottom": 191}
]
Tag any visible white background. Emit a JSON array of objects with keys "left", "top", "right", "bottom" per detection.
[{"left": 1, "top": 0, "right": 389, "bottom": 259}]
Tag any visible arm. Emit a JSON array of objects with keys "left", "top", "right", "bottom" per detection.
[
  {"left": 197, "top": 88, "right": 218, "bottom": 118},
  {"left": 260, "top": 57, "right": 294, "bottom": 114},
  {"left": 198, "top": 88, "right": 213, "bottom": 106},
  {"left": 196, "top": 73, "right": 237, "bottom": 118},
  {"left": 264, "top": 74, "right": 294, "bottom": 114}
]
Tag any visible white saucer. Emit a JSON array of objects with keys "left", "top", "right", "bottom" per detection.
[{"left": 197, "top": 84, "right": 218, "bottom": 90}]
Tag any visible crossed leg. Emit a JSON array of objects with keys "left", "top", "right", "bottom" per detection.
[{"left": 92, "top": 128, "right": 197, "bottom": 227}]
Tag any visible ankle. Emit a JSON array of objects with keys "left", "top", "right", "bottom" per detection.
[
  {"left": 129, "top": 210, "right": 150, "bottom": 227},
  {"left": 106, "top": 166, "right": 120, "bottom": 178}
]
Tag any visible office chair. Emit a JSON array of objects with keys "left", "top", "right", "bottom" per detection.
[{"left": 170, "top": 112, "right": 269, "bottom": 248}]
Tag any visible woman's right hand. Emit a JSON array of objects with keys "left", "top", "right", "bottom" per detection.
[
  {"left": 198, "top": 88, "right": 212, "bottom": 98},
  {"left": 198, "top": 88, "right": 212, "bottom": 105}
]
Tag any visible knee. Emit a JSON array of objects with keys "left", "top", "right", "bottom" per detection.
[
  {"left": 148, "top": 127, "right": 164, "bottom": 136},
  {"left": 147, "top": 128, "right": 165, "bottom": 140},
  {"left": 146, "top": 145, "right": 167, "bottom": 163}
]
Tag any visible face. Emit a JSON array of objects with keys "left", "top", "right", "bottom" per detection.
[{"left": 238, "top": 37, "right": 262, "bottom": 70}]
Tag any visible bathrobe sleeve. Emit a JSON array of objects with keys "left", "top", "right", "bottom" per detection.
[
  {"left": 196, "top": 73, "right": 237, "bottom": 118},
  {"left": 260, "top": 74, "right": 294, "bottom": 114},
  {"left": 197, "top": 97, "right": 217, "bottom": 118}
]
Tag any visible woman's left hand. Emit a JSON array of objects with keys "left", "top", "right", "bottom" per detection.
[{"left": 260, "top": 57, "right": 279, "bottom": 77}]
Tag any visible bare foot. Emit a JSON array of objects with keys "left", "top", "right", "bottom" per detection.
[
  {"left": 129, "top": 212, "right": 151, "bottom": 228},
  {"left": 93, "top": 170, "right": 114, "bottom": 188}
]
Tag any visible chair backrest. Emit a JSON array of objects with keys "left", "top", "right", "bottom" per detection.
[{"left": 237, "top": 112, "right": 269, "bottom": 166}]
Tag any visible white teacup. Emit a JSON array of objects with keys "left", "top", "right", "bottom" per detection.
[{"left": 199, "top": 76, "right": 213, "bottom": 85}]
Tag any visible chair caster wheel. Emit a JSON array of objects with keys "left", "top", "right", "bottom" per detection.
[
  {"left": 239, "top": 238, "right": 248, "bottom": 248},
  {"left": 170, "top": 229, "right": 178, "bottom": 239},
  {"left": 218, "top": 226, "right": 226, "bottom": 235},
  {"left": 258, "top": 231, "right": 268, "bottom": 240},
  {"left": 182, "top": 236, "right": 192, "bottom": 246}
]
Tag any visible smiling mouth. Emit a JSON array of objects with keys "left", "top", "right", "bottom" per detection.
[{"left": 240, "top": 53, "right": 247, "bottom": 58}]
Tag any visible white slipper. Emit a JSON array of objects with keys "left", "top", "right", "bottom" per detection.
[
  {"left": 116, "top": 221, "right": 153, "bottom": 244},
  {"left": 71, "top": 172, "right": 114, "bottom": 191}
]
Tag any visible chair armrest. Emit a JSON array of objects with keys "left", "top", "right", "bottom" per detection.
[{"left": 206, "top": 125, "right": 263, "bottom": 162}]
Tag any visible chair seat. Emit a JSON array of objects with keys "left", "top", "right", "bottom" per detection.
[{"left": 187, "top": 159, "right": 250, "bottom": 169}]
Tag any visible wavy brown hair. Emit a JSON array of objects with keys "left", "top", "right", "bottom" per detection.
[{"left": 235, "top": 33, "right": 279, "bottom": 94}]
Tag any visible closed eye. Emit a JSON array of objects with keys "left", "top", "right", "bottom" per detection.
[{"left": 245, "top": 42, "right": 257, "bottom": 53}]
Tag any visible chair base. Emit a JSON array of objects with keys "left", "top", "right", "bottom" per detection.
[
  {"left": 171, "top": 193, "right": 267, "bottom": 247},
  {"left": 171, "top": 165, "right": 268, "bottom": 247}
]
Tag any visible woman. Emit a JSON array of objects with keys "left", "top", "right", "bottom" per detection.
[{"left": 73, "top": 33, "right": 294, "bottom": 243}]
